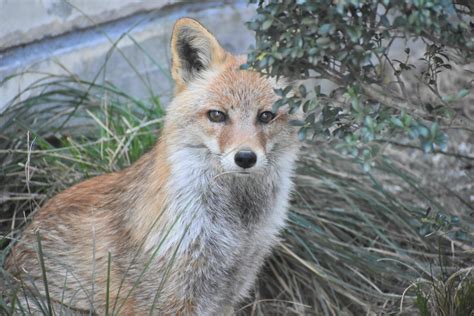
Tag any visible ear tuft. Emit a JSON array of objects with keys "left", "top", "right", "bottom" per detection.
[
  {"left": 176, "top": 27, "right": 206, "bottom": 74},
  {"left": 171, "top": 18, "right": 226, "bottom": 93}
]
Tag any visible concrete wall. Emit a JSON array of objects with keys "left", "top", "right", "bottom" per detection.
[
  {"left": 0, "top": 0, "right": 173, "bottom": 50},
  {"left": 0, "top": 0, "right": 256, "bottom": 112}
]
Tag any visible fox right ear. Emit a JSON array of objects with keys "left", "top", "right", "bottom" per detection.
[{"left": 171, "top": 18, "right": 227, "bottom": 93}]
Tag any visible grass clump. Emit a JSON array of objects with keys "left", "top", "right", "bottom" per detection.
[
  {"left": 1, "top": 70, "right": 473, "bottom": 316},
  {"left": 247, "top": 144, "right": 473, "bottom": 315},
  {"left": 0, "top": 73, "right": 164, "bottom": 236}
]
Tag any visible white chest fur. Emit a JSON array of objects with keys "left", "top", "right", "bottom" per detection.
[{"left": 142, "top": 147, "right": 296, "bottom": 313}]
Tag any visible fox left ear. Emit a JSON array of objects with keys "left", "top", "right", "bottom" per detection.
[{"left": 171, "top": 18, "right": 227, "bottom": 93}]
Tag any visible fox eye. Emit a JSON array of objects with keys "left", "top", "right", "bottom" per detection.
[
  {"left": 258, "top": 111, "right": 275, "bottom": 124},
  {"left": 208, "top": 110, "right": 227, "bottom": 123}
]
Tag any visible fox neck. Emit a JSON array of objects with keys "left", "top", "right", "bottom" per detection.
[{"left": 126, "top": 134, "right": 292, "bottom": 254}]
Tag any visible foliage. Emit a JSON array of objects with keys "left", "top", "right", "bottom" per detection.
[{"left": 246, "top": 0, "right": 473, "bottom": 170}]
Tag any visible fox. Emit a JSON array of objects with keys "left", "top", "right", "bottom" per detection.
[{"left": 4, "top": 18, "right": 300, "bottom": 315}]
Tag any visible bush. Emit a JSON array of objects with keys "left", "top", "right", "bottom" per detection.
[{"left": 246, "top": 0, "right": 473, "bottom": 169}]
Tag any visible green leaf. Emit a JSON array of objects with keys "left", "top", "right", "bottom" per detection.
[
  {"left": 274, "top": 88, "right": 284, "bottom": 97},
  {"left": 351, "top": 98, "right": 361, "bottom": 112},
  {"left": 380, "top": 15, "right": 390, "bottom": 28},
  {"left": 457, "top": 89, "right": 469, "bottom": 99},
  {"left": 298, "top": 127, "right": 307, "bottom": 141},
  {"left": 308, "top": 47, "right": 318, "bottom": 55},
  {"left": 430, "top": 122, "right": 439, "bottom": 137},
  {"left": 305, "top": 112, "right": 316, "bottom": 124},
  {"left": 362, "top": 162, "right": 371, "bottom": 173},
  {"left": 442, "top": 94, "right": 455, "bottom": 103},
  {"left": 418, "top": 126, "right": 429, "bottom": 138},
  {"left": 316, "top": 37, "right": 331, "bottom": 45},
  {"left": 272, "top": 99, "right": 285, "bottom": 112},
  {"left": 391, "top": 117, "right": 404, "bottom": 128},
  {"left": 289, "top": 119, "right": 305, "bottom": 126},
  {"left": 319, "top": 23, "right": 334, "bottom": 35},
  {"left": 261, "top": 19, "right": 273, "bottom": 31},
  {"left": 347, "top": 26, "right": 361, "bottom": 42},
  {"left": 299, "top": 84, "right": 307, "bottom": 98},
  {"left": 393, "top": 16, "right": 406, "bottom": 27},
  {"left": 302, "top": 17, "right": 314, "bottom": 25},
  {"left": 365, "top": 116, "right": 375, "bottom": 130}
]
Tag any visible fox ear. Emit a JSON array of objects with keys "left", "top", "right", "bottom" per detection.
[{"left": 171, "top": 18, "right": 226, "bottom": 93}]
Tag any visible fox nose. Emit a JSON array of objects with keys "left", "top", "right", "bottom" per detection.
[{"left": 234, "top": 150, "right": 257, "bottom": 169}]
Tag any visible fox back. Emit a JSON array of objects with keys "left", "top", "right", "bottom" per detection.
[{"left": 5, "top": 18, "right": 300, "bottom": 315}]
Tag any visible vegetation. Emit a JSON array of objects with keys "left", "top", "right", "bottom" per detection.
[
  {"left": 1, "top": 0, "right": 473, "bottom": 314},
  {"left": 244, "top": 0, "right": 474, "bottom": 314},
  {"left": 246, "top": 0, "right": 473, "bottom": 164}
]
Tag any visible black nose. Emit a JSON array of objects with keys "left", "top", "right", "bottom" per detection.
[{"left": 234, "top": 150, "right": 257, "bottom": 169}]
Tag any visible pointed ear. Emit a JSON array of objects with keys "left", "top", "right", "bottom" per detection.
[{"left": 171, "top": 18, "right": 227, "bottom": 93}]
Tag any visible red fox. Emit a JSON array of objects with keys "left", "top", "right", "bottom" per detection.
[{"left": 5, "top": 18, "right": 300, "bottom": 315}]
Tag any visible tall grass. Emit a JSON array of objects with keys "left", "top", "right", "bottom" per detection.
[{"left": 250, "top": 146, "right": 473, "bottom": 315}]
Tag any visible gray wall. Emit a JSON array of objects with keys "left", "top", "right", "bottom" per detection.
[{"left": 0, "top": 0, "right": 256, "bottom": 112}]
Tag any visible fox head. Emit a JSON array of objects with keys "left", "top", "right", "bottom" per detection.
[{"left": 162, "top": 18, "right": 299, "bottom": 175}]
